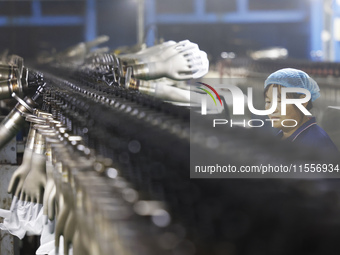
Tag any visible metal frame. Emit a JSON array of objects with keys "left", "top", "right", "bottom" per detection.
[
  {"left": 332, "top": 0, "right": 340, "bottom": 61},
  {"left": 310, "top": 0, "right": 324, "bottom": 61},
  {"left": 144, "top": 0, "right": 333, "bottom": 61},
  {"left": 155, "top": 10, "right": 306, "bottom": 24},
  {"left": 145, "top": 0, "right": 307, "bottom": 45}
]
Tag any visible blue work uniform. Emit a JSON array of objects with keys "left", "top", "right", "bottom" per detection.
[{"left": 277, "top": 117, "right": 338, "bottom": 153}]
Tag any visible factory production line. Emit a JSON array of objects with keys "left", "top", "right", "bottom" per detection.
[{"left": 0, "top": 36, "right": 339, "bottom": 255}]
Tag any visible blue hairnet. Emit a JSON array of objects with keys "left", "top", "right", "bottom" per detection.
[{"left": 264, "top": 68, "right": 320, "bottom": 101}]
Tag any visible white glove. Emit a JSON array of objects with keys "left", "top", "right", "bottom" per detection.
[
  {"left": 0, "top": 197, "right": 26, "bottom": 239},
  {"left": 192, "top": 51, "right": 209, "bottom": 79},
  {"left": 20, "top": 202, "right": 44, "bottom": 235},
  {"left": 126, "top": 40, "right": 196, "bottom": 65},
  {"left": 50, "top": 236, "right": 67, "bottom": 255},
  {"left": 0, "top": 197, "right": 43, "bottom": 238},
  {"left": 131, "top": 40, "right": 209, "bottom": 80},
  {"left": 119, "top": 40, "right": 176, "bottom": 64},
  {"left": 36, "top": 219, "right": 55, "bottom": 255}
]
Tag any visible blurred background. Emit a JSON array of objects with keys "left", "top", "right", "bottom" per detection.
[{"left": 0, "top": 0, "right": 336, "bottom": 63}]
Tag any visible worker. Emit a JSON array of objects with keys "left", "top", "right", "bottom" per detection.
[{"left": 264, "top": 68, "right": 338, "bottom": 153}]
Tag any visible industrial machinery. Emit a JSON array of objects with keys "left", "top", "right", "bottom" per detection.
[{"left": 0, "top": 38, "right": 339, "bottom": 255}]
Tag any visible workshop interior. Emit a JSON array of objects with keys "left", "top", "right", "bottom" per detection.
[{"left": 0, "top": 0, "right": 339, "bottom": 254}]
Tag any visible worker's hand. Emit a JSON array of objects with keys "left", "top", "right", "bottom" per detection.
[
  {"left": 20, "top": 152, "right": 46, "bottom": 204},
  {"left": 8, "top": 148, "right": 33, "bottom": 197}
]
